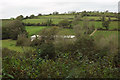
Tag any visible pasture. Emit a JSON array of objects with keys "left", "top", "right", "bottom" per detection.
[
  {"left": 83, "top": 16, "right": 118, "bottom": 20},
  {"left": 77, "top": 21, "right": 118, "bottom": 30},
  {"left": 22, "top": 18, "right": 73, "bottom": 24},
  {"left": 94, "top": 31, "right": 118, "bottom": 37},
  {"left": 38, "top": 14, "right": 75, "bottom": 19},
  {"left": 25, "top": 26, "right": 46, "bottom": 36},
  {"left": 2, "top": 39, "right": 33, "bottom": 52}
]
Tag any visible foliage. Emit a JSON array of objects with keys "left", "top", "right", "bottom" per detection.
[
  {"left": 102, "top": 21, "right": 110, "bottom": 30},
  {"left": 16, "top": 15, "right": 24, "bottom": 20},
  {"left": 2, "top": 27, "right": 10, "bottom": 39},
  {"left": 53, "top": 11, "right": 59, "bottom": 15},
  {"left": 16, "top": 34, "right": 31, "bottom": 46},
  {"left": 2, "top": 47, "right": 120, "bottom": 78},
  {"left": 30, "top": 14, "right": 35, "bottom": 19},
  {"left": 2, "top": 12, "right": 119, "bottom": 79},
  {"left": 58, "top": 19, "right": 70, "bottom": 28},
  {"left": 46, "top": 19, "right": 53, "bottom": 26},
  {"left": 2, "top": 20, "right": 27, "bottom": 40}
]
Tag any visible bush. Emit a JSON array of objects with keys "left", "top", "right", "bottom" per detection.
[
  {"left": 102, "top": 21, "right": 110, "bottom": 30},
  {"left": 58, "top": 19, "right": 70, "bottom": 28},
  {"left": 16, "top": 34, "right": 31, "bottom": 46},
  {"left": 30, "top": 39, "right": 42, "bottom": 47},
  {"left": 37, "top": 42, "right": 56, "bottom": 59}
]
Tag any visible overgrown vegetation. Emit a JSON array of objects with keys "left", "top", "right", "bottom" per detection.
[{"left": 2, "top": 11, "right": 119, "bottom": 78}]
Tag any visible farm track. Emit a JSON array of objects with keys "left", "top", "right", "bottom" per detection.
[{"left": 90, "top": 29, "right": 97, "bottom": 36}]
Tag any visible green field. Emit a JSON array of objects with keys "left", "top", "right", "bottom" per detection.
[
  {"left": 23, "top": 18, "right": 73, "bottom": 24},
  {"left": 93, "top": 31, "right": 118, "bottom": 37},
  {"left": 83, "top": 16, "right": 118, "bottom": 20},
  {"left": 23, "top": 19, "right": 63, "bottom": 24},
  {"left": 77, "top": 21, "right": 118, "bottom": 30},
  {"left": 2, "top": 39, "right": 32, "bottom": 52},
  {"left": 25, "top": 26, "right": 47, "bottom": 36},
  {"left": 38, "top": 15, "right": 75, "bottom": 19},
  {"left": 57, "top": 28, "right": 75, "bottom": 35}
]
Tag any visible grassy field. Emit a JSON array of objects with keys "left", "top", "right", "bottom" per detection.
[
  {"left": 25, "top": 26, "right": 47, "bottom": 36},
  {"left": 2, "top": 39, "right": 32, "bottom": 52},
  {"left": 57, "top": 28, "right": 75, "bottom": 35},
  {"left": 38, "top": 15, "right": 75, "bottom": 19},
  {"left": 22, "top": 18, "right": 73, "bottom": 24},
  {"left": 77, "top": 21, "right": 118, "bottom": 30},
  {"left": 23, "top": 19, "right": 63, "bottom": 24},
  {"left": 93, "top": 31, "right": 118, "bottom": 37},
  {"left": 83, "top": 16, "right": 118, "bottom": 20}
]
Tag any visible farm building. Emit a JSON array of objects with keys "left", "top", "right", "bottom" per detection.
[{"left": 31, "top": 35, "right": 75, "bottom": 41}]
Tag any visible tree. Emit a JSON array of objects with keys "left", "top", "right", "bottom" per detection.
[
  {"left": 10, "top": 17, "right": 15, "bottom": 20},
  {"left": 5, "top": 20, "right": 27, "bottom": 40},
  {"left": 16, "top": 15, "right": 24, "bottom": 20},
  {"left": 73, "top": 19, "right": 94, "bottom": 38},
  {"left": 30, "top": 14, "right": 35, "bottom": 19},
  {"left": 72, "top": 15, "right": 82, "bottom": 25},
  {"left": 68, "top": 11, "right": 76, "bottom": 14},
  {"left": 38, "top": 42, "right": 56, "bottom": 59},
  {"left": 81, "top": 11, "right": 88, "bottom": 17},
  {"left": 102, "top": 21, "right": 110, "bottom": 30},
  {"left": 38, "top": 14, "right": 42, "bottom": 16},
  {"left": 108, "top": 16, "right": 111, "bottom": 21},
  {"left": 101, "top": 15, "right": 105, "bottom": 21},
  {"left": 25, "top": 16, "right": 29, "bottom": 19},
  {"left": 53, "top": 11, "right": 59, "bottom": 15},
  {"left": 16, "top": 34, "right": 30, "bottom": 46},
  {"left": 46, "top": 19, "right": 53, "bottom": 26},
  {"left": 39, "top": 26, "right": 59, "bottom": 43},
  {"left": 36, "top": 27, "right": 59, "bottom": 59},
  {"left": 58, "top": 19, "right": 70, "bottom": 28}
]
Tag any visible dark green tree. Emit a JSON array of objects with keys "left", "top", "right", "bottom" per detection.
[
  {"left": 30, "top": 14, "right": 35, "bottom": 19},
  {"left": 16, "top": 15, "right": 24, "bottom": 20},
  {"left": 53, "top": 11, "right": 59, "bottom": 15},
  {"left": 8, "top": 20, "right": 27, "bottom": 40},
  {"left": 25, "top": 16, "right": 29, "bottom": 19},
  {"left": 102, "top": 21, "right": 110, "bottom": 30},
  {"left": 38, "top": 14, "right": 42, "bottom": 16}
]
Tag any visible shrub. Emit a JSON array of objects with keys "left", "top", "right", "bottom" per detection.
[
  {"left": 58, "top": 19, "right": 70, "bottom": 28},
  {"left": 16, "top": 34, "right": 31, "bottom": 46},
  {"left": 37, "top": 42, "right": 56, "bottom": 59},
  {"left": 102, "top": 21, "right": 110, "bottom": 30},
  {"left": 30, "top": 39, "right": 42, "bottom": 47}
]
